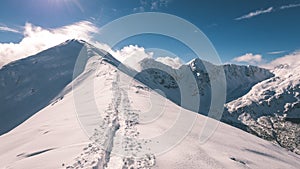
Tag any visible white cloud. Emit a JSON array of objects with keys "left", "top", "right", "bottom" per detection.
[
  {"left": 0, "top": 25, "right": 20, "bottom": 33},
  {"left": 280, "top": 3, "right": 300, "bottom": 10},
  {"left": 151, "top": 1, "right": 159, "bottom": 10},
  {"left": 133, "top": 6, "right": 145, "bottom": 12},
  {"left": 267, "top": 50, "right": 286, "bottom": 55},
  {"left": 110, "top": 45, "right": 184, "bottom": 70},
  {"left": 235, "top": 4, "right": 300, "bottom": 21},
  {"left": 0, "top": 21, "right": 183, "bottom": 71},
  {"left": 134, "top": 0, "right": 171, "bottom": 12},
  {"left": 0, "top": 21, "right": 98, "bottom": 67},
  {"left": 111, "top": 45, "right": 153, "bottom": 70},
  {"left": 156, "top": 56, "right": 183, "bottom": 69},
  {"left": 232, "top": 53, "right": 263, "bottom": 65},
  {"left": 262, "top": 51, "right": 300, "bottom": 69},
  {"left": 231, "top": 51, "right": 300, "bottom": 69},
  {"left": 235, "top": 7, "right": 273, "bottom": 20}
]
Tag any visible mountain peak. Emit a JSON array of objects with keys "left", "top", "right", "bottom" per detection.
[
  {"left": 58, "top": 39, "right": 87, "bottom": 47},
  {"left": 0, "top": 39, "right": 100, "bottom": 135}
]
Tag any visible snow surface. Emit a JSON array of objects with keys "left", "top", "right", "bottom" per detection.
[
  {"left": 0, "top": 40, "right": 87, "bottom": 135},
  {"left": 224, "top": 63, "right": 300, "bottom": 154},
  {"left": 0, "top": 40, "right": 299, "bottom": 168}
]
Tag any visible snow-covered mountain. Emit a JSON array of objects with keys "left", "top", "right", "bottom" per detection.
[
  {"left": 223, "top": 63, "right": 300, "bottom": 155},
  {"left": 138, "top": 55, "right": 300, "bottom": 155},
  {"left": 133, "top": 57, "right": 273, "bottom": 114},
  {"left": 0, "top": 40, "right": 299, "bottom": 168},
  {"left": 0, "top": 39, "right": 120, "bottom": 135},
  {"left": 0, "top": 40, "right": 85, "bottom": 135}
]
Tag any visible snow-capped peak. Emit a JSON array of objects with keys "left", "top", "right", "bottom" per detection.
[{"left": 0, "top": 39, "right": 110, "bottom": 135}]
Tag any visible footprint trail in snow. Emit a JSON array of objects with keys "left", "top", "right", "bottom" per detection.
[{"left": 67, "top": 70, "right": 155, "bottom": 169}]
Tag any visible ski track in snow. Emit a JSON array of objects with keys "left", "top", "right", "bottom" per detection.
[{"left": 67, "top": 70, "right": 155, "bottom": 169}]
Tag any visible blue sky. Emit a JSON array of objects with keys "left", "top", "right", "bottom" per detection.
[{"left": 0, "top": 0, "right": 300, "bottom": 65}]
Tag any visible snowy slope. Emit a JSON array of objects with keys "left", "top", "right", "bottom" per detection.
[
  {"left": 0, "top": 40, "right": 86, "bottom": 135},
  {"left": 224, "top": 63, "right": 300, "bottom": 154},
  {"left": 0, "top": 39, "right": 120, "bottom": 135},
  {"left": 0, "top": 40, "right": 299, "bottom": 168}
]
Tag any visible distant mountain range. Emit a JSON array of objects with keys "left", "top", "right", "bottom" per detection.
[{"left": 0, "top": 40, "right": 299, "bottom": 168}]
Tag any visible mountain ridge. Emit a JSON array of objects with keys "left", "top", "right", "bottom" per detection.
[
  {"left": 0, "top": 39, "right": 298, "bottom": 156},
  {"left": 1, "top": 39, "right": 300, "bottom": 168}
]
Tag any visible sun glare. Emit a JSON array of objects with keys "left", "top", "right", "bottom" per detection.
[{"left": 46, "top": 0, "right": 84, "bottom": 12}]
